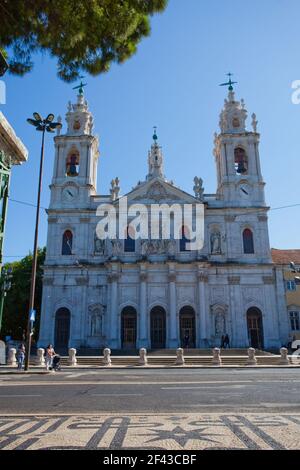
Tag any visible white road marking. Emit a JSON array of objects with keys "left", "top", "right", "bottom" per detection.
[
  {"left": 0, "top": 394, "right": 42, "bottom": 397},
  {"left": 161, "top": 384, "right": 247, "bottom": 390},
  {"left": 90, "top": 393, "right": 143, "bottom": 397}
]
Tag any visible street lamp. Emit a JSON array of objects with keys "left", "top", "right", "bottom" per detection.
[
  {"left": 0, "top": 267, "right": 13, "bottom": 333},
  {"left": 24, "top": 113, "right": 62, "bottom": 371}
]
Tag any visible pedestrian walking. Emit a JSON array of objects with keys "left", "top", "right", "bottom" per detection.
[
  {"left": 45, "top": 344, "right": 56, "bottom": 370},
  {"left": 224, "top": 334, "right": 230, "bottom": 349},
  {"left": 17, "top": 343, "right": 25, "bottom": 370},
  {"left": 220, "top": 334, "right": 225, "bottom": 348},
  {"left": 183, "top": 331, "right": 190, "bottom": 348}
]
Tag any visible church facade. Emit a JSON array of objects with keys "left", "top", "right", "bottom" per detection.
[{"left": 38, "top": 88, "right": 289, "bottom": 351}]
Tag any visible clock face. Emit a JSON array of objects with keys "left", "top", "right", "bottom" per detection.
[
  {"left": 62, "top": 185, "right": 78, "bottom": 202},
  {"left": 239, "top": 184, "right": 251, "bottom": 198}
]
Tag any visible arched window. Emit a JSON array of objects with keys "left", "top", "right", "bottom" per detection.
[
  {"left": 66, "top": 150, "right": 80, "bottom": 177},
  {"left": 234, "top": 147, "right": 248, "bottom": 174},
  {"left": 243, "top": 228, "right": 254, "bottom": 254},
  {"left": 124, "top": 226, "right": 135, "bottom": 252},
  {"left": 62, "top": 230, "right": 73, "bottom": 255},
  {"left": 180, "top": 226, "right": 191, "bottom": 252}
]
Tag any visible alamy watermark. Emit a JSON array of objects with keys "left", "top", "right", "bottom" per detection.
[{"left": 95, "top": 196, "right": 205, "bottom": 250}]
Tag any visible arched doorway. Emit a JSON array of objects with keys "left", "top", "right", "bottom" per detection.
[
  {"left": 121, "top": 307, "right": 137, "bottom": 349},
  {"left": 54, "top": 308, "right": 71, "bottom": 349},
  {"left": 179, "top": 306, "right": 196, "bottom": 348},
  {"left": 247, "top": 307, "right": 264, "bottom": 349},
  {"left": 150, "top": 306, "right": 166, "bottom": 349}
]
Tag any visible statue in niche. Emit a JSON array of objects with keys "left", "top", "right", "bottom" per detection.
[
  {"left": 94, "top": 233, "right": 105, "bottom": 255},
  {"left": 111, "top": 239, "right": 122, "bottom": 258},
  {"left": 210, "top": 231, "right": 221, "bottom": 254},
  {"left": 215, "top": 313, "right": 225, "bottom": 336}
]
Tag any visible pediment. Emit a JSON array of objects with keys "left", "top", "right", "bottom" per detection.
[{"left": 125, "top": 177, "right": 197, "bottom": 204}]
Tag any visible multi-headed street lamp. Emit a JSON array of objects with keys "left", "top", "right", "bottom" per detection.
[{"left": 24, "top": 113, "right": 62, "bottom": 371}]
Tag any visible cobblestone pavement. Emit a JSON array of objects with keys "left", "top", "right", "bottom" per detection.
[{"left": 1, "top": 413, "right": 300, "bottom": 450}]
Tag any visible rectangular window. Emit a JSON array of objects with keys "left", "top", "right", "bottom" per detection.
[
  {"left": 286, "top": 281, "right": 296, "bottom": 291},
  {"left": 290, "top": 311, "right": 300, "bottom": 331}
]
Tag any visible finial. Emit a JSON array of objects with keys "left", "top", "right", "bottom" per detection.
[
  {"left": 72, "top": 75, "right": 87, "bottom": 96},
  {"left": 219, "top": 72, "right": 237, "bottom": 91},
  {"left": 153, "top": 126, "right": 158, "bottom": 143}
]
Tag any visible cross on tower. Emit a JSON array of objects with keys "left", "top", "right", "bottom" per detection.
[{"left": 219, "top": 73, "right": 237, "bottom": 91}]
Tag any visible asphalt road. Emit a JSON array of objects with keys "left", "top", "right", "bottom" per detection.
[{"left": 1, "top": 368, "right": 300, "bottom": 414}]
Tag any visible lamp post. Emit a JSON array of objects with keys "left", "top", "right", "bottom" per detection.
[
  {"left": 0, "top": 267, "right": 12, "bottom": 333},
  {"left": 24, "top": 113, "right": 62, "bottom": 371}
]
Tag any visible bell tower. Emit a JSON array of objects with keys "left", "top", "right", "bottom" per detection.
[
  {"left": 213, "top": 79, "right": 265, "bottom": 207},
  {"left": 49, "top": 89, "right": 99, "bottom": 208}
]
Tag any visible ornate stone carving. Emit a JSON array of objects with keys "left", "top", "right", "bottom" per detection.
[
  {"left": 168, "top": 272, "right": 177, "bottom": 283},
  {"left": 76, "top": 277, "right": 88, "bottom": 286},
  {"left": 242, "top": 287, "right": 261, "bottom": 304},
  {"left": 43, "top": 278, "right": 54, "bottom": 286},
  {"left": 197, "top": 272, "right": 208, "bottom": 282},
  {"left": 258, "top": 215, "right": 268, "bottom": 222},
  {"left": 251, "top": 113, "right": 258, "bottom": 132},
  {"left": 215, "top": 313, "right": 226, "bottom": 336},
  {"left": 107, "top": 273, "right": 120, "bottom": 283},
  {"left": 224, "top": 215, "right": 236, "bottom": 222},
  {"left": 48, "top": 218, "right": 58, "bottom": 224},
  {"left": 140, "top": 272, "right": 148, "bottom": 282},
  {"left": 228, "top": 276, "right": 240, "bottom": 285},
  {"left": 80, "top": 217, "right": 90, "bottom": 223},
  {"left": 141, "top": 239, "right": 170, "bottom": 256}
]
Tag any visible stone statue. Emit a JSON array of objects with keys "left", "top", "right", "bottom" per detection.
[
  {"left": 111, "top": 239, "right": 122, "bottom": 258},
  {"left": 210, "top": 231, "right": 221, "bottom": 254},
  {"left": 94, "top": 233, "right": 106, "bottom": 255},
  {"left": 110, "top": 177, "right": 120, "bottom": 201},
  {"left": 193, "top": 176, "right": 204, "bottom": 200},
  {"left": 251, "top": 113, "right": 258, "bottom": 132},
  {"left": 167, "top": 239, "right": 176, "bottom": 258}
]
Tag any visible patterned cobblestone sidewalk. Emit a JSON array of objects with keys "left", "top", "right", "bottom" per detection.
[{"left": 1, "top": 413, "right": 300, "bottom": 450}]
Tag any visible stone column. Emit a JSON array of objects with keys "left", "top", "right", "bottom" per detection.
[
  {"left": 168, "top": 271, "right": 178, "bottom": 348},
  {"left": 197, "top": 270, "right": 208, "bottom": 347},
  {"left": 138, "top": 270, "right": 148, "bottom": 348},
  {"left": 108, "top": 271, "right": 119, "bottom": 349}
]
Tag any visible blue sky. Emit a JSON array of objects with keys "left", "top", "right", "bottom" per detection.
[{"left": 2, "top": 0, "right": 300, "bottom": 261}]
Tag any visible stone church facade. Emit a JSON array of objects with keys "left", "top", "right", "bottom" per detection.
[{"left": 38, "top": 88, "right": 288, "bottom": 351}]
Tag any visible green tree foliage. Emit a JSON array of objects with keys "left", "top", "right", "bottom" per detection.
[
  {"left": 1, "top": 247, "right": 46, "bottom": 342},
  {"left": 0, "top": 0, "right": 168, "bottom": 81}
]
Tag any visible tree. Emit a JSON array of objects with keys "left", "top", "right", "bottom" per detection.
[
  {"left": 1, "top": 247, "right": 46, "bottom": 342},
  {"left": 0, "top": 0, "right": 168, "bottom": 82}
]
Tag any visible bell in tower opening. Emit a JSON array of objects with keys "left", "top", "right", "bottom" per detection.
[
  {"left": 66, "top": 150, "right": 80, "bottom": 177},
  {"left": 234, "top": 147, "right": 248, "bottom": 174}
]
